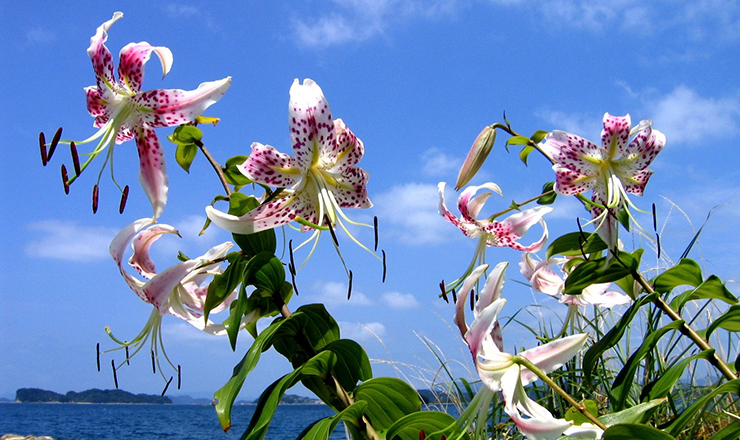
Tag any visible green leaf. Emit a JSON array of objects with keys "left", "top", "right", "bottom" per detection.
[
  {"left": 610, "top": 320, "right": 684, "bottom": 411},
  {"left": 518, "top": 144, "right": 535, "bottom": 165},
  {"left": 645, "top": 350, "right": 715, "bottom": 401},
  {"left": 546, "top": 232, "right": 607, "bottom": 259},
  {"left": 506, "top": 135, "right": 529, "bottom": 146},
  {"left": 168, "top": 125, "right": 203, "bottom": 145},
  {"left": 175, "top": 143, "right": 198, "bottom": 173},
  {"left": 564, "top": 400, "right": 599, "bottom": 425},
  {"left": 616, "top": 207, "right": 630, "bottom": 231},
  {"left": 353, "top": 378, "right": 422, "bottom": 432},
  {"left": 386, "top": 411, "right": 462, "bottom": 440},
  {"left": 213, "top": 317, "right": 290, "bottom": 431},
  {"left": 537, "top": 181, "right": 557, "bottom": 205},
  {"left": 708, "top": 421, "right": 740, "bottom": 440},
  {"left": 224, "top": 284, "right": 249, "bottom": 350},
  {"left": 597, "top": 399, "right": 666, "bottom": 426},
  {"left": 583, "top": 293, "right": 658, "bottom": 382},
  {"left": 671, "top": 275, "right": 738, "bottom": 311},
  {"left": 226, "top": 193, "right": 278, "bottom": 256},
  {"left": 204, "top": 254, "right": 248, "bottom": 322},
  {"left": 563, "top": 250, "right": 642, "bottom": 296},
  {"left": 271, "top": 304, "right": 341, "bottom": 367},
  {"left": 652, "top": 259, "right": 703, "bottom": 293},
  {"left": 245, "top": 252, "right": 285, "bottom": 295},
  {"left": 704, "top": 304, "right": 740, "bottom": 338},
  {"left": 323, "top": 339, "right": 373, "bottom": 393},
  {"left": 297, "top": 401, "right": 368, "bottom": 440},
  {"left": 666, "top": 379, "right": 740, "bottom": 436},
  {"left": 223, "top": 155, "right": 253, "bottom": 188},
  {"left": 530, "top": 129, "right": 549, "bottom": 143},
  {"left": 603, "top": 424, "right": 675, "bottom": 440},
  {"left": 242, "top": 351, "right": 337, "bottom": 440}
]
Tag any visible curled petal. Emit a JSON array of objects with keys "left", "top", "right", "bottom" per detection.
[
  {"left": 205, "top": 191, "right": 316, "bottom": 234},
  {"left": 501, "top": 367, "right": 573, "bottom": 440},
  {"left": 458, "top": 182, "right": 502, "bottom": 222},
  {"left": 110, "top": 218, "right": 156, "bottom": 302},
  {"left": 601, "top": 113, "right": 631, "bottom": 159},
  {"left": 129, "top": 224, "right": 180, "bottom": 279},
  {"left": 485, "top": 206, "right": 553, "bottom": 251},
  {"left": 331, "top": 119, "right": 365, "bottom": 173},
  {"left": 85, "top": 87, "right": 108, "bottom": 119},
  {"left": 135, "top": 77, "right": 232, "bottom": 128},
  {"left": 143, "top": 260, "right": 198, "bottom": 313},
  {"left": 289, "top": 78, "right": 335, "bottom": 171},
  {"left": 238, "top": 142, "right": 302, "bottom": 187},
  {"left": 453, "top": 264, "right": 489, "bottom": 339},
  {"left": 476, "top": 261, "right": 508, "bottom": 316},
  {"left": 333, "top": 167, "right": 372, "bottom": 209},
  {"left": 135, "top": 124, "right": 168, "bottom": 218},
  {"left": 87, "top": 12, "right": 123, "bottom": 97},
  {"left": 467, "top": 298, "right": 507, "bottom": 363},
  {"left": 118, "top": 42, "right": 174, "bottom": 92},
  {"left": 518, "top": 333, "right": 588, "bottom": 386}
]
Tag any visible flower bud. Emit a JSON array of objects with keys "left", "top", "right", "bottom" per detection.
[{"left": 456, "top": 125, "right": 496, "bottom": 190}]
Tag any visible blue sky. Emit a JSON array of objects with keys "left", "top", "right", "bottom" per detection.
[{"left": 2, "top": 0, "right": 740, "bottom": 408}]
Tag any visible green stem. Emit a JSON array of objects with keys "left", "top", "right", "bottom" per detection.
[
  {"left": 488, "top": 189, "right": 555, "bottom": 221},
  {"left": 195, "top": 139, "right": 232, "bottom": 196},
  {"left": 491, "top": 123, "right": 555, "bottom": 165},
  {"left": 514, "top": 356, "right": 607, "bottom": 430}
]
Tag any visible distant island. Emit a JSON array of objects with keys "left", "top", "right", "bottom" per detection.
[{"left": 15, "top": 388, "right": 172, "bottom": 404}]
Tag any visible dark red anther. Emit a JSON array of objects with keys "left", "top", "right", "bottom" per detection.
[
  {"left": 111, "top": 360, "right": 118, "bottom": 389},
  {"left": 61, "top": 165, "right": 70, "bottom": 194},
  {"left": 326, "top": 215, "right": 339, "bottom": 247},
  {"left": 119, "top": 186, "right": 129, "bottom": 214},
  {"left": 288, "top": 240, "right": 296, "bottom": 274},
  {"left": 469, "top": 288, "right": 475, "bottom": 311},
  {"left": 347, "top": 270, "right": 353, "bottom": 300},
  {"left": 439, "top": 281, "right": 449, "bottom": 303},
  {"left": 70, "top": 141, "right": 81, "bottom": 176},
  {"left": 382, "top": 250, "right": 387, "bottom": 283},
  {"left": 125, "top": 345, "right": 130, "bottom": 365},
  {"left": 451, "top": 289, "right": 457, "bottom": 304},
  {"left": 177, "top": 365, "right": 181, "bottom": 389},
  {"left": 419, "top": 430, "right": 425, "bottom": 440},
  {"left": 373, "top": 216, "right": 379, "bottom": 251},
  {"left": 96, "top": 343, "right": 100, "bottom": 372},
  {"left": 92, "top": 184, "right": 99, "bottom": 214},
  {"left": 39, "top": 132, "right": 47, "bottom": 166},
  {"left": 48, "top": 127, "right": 62, "bottom": 162},
  {"left": 151, "top": 350, "right": 156, "bottom": 374},
  {"left": 161, "top": 376, "right": 173, "bottom": 397}
]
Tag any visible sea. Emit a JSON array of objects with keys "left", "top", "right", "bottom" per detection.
[{"left": 0, "top": 403, "right": 346, "bottom": 440}]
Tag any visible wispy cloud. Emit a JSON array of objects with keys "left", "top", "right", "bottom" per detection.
[
  {"left": 309, "top": 280, "right": 373, "bottom": 306},
  {"left": 420, "top": 148, "right": 462, "bottom": 177},
  {"left": 373, "top": 182, "right": 451, "bottom": 245},
  {"left": 26, "top": 27, "right": 56, "bottom": 45},
  {"left": 164, "top": 4, "right": 200, "bottom": 18},
  {"left": 381, "top": 291, "right": 420, "bottom": 309},
  {"left": 535, "top": 109, "right": 602, "bottom": 136},
  {"left": 292, "top": 0, "right": 459, "bottom": 47},
  {"left": 26, "top": 220, "right": 117, "bottom": 262},
  {"left": 647, "top": 85, "right": 740, "bottom": 146},
  {"left": 339, "top": 321, "right": 387, "bottom": 341}
]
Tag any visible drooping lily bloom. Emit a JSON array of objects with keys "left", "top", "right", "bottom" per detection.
[
  {"left": 540, "top": 113, "right": 665, "bottom": 247},
  {"left": 519, "top": 252, "right": 630, "bottom": 309},
  {"left": 52, "top": 12, "right": 231, "bottom": 218},
  {"left": 206, "top": 79, "right": 372, "bottom": 254},
  {"left": 106, "top": 217, "right": 248, "bottom": 376},
  {"left": 454, "top": 264, "right": 601, "bottom": 440},
  {"left": 438, "top": 181, "right": 552, "bottom": 292}
]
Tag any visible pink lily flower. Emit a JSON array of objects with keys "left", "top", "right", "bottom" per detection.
[
  {"left": 438, "top": 181, "right": 552, "bottom": 292},
  {"left": 106, "top": 217, "right": 247, "bottom": 375},
  {"left": 519, "top": 252, "right": 630, "bottom": 309},
  {"left": 206, "top": 79, "right": 372, "bottom": 253},
  {"left": 540, "top": 113, "right": 665, "bottom": 247},
  {"left": 455, "top": 264, "right": 601, "bottom": 440},
  {"left": 55, "top": 12, "right": 230, "bottom": 217}
]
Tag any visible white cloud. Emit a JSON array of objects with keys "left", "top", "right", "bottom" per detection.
[
  {"left": 309, "top": 280, "right": 373, "bottom": 306},
  {"left": 373, "top": 182, "right": 451, "bottom": 245},
  {"left": 292, "top": 0, "right": 459, "bottom": 47},
  {"left": 535, "top": 109, "right": 602, "bottom": 137},
  {"left": 339, "top": 321, "right": 387, "bottom": 341},
  {"left": 26, "top": 220, "right": 117, "bottom": 262},
  {"left": 26, "top": 27, "right": 56, "bottom": 44},
  {"left": 420, "top": 148, "right": 462, "bottom": 177},
  {"left": 164, "top": 4, "right": 200, "bottom": 18},
  {"left": 381, "top": 291, "right": 420, "bottom": 309},
  {"left": 648, "top": 85, "right": 740, "bottom": 145}
]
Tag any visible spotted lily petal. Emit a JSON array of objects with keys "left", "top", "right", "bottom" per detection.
[
  {"left": 134, "top": 77, "right": 231, "bottom": 128},
  {"left": 128, "top": 223, "right": 180, "bottom": 279},
  {"left": 118, "top": 41, "right": 173, "bottom": 92},
  {"left": 135, "top": 124, "right": 168, "bottom": 218},
  {"left": 518, "top": 333, "right": 589, "bottom": 386},
  {"left": 239, "top": 142, "right": 302, "bottom": 188},
  {"left": 484, "top": 206, "right": 552, "bottom": 251},
  {"left": 289, "top": 78, "right": 336, "bottom": 171}
]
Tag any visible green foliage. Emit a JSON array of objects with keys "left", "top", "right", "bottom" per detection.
[
  {"left": 223, "top": 155, "right": 253, "bottom": 188},
  {"left": 563, "top": 250, "right": 643, "bottom": 295},
  {"left": 603, "top": 423, "right": 676, "bottom": 440},
  {"left": 168, "top": 125, "right": 203, "bottom": 173},
  {"left": 353, "top": 378, "right": 422, "bottom": 433},
  {"left": 703, "top": 304, "right": 740, "bottom": 338},
  {"left": 546, "top": 231, "right": 607, "bottom": 259},
  {"left": 537, "top": 181, "right": 557, "bottom": 205},
  {"left": 385, "top": 411, "right": 463, "bottom": 440},
  {"left": 665, "top": 379, "right": 740, "bottom": 436},
  {"left": 297, "top": 402, "right": 368, "bottom": 440}
]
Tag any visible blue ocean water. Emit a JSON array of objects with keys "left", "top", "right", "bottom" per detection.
[{"left": 0, "top": 403, "right": 344, "bottom": 440}]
